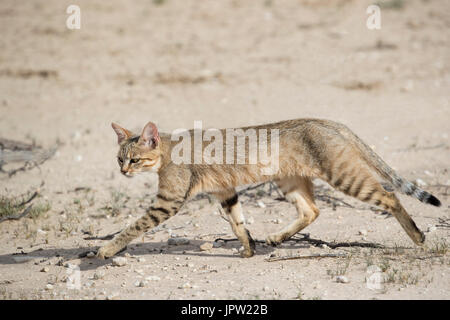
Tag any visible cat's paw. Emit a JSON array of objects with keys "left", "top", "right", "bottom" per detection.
[
  {"left": 239, "top": 247, "right": 255, "bottom": 258},
  {"left": 265, "top": 234, "right": 282, "bottom": 247},
  {"left": 96, "top": 245, "right": 116, "bottom": 259}
]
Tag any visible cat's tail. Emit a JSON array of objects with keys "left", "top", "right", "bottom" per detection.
[{"left": 336, "top": 124, "right": 441, "bottom": 207}]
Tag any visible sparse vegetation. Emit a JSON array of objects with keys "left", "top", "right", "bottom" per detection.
[
  {"left": 101, "top": 189, "right": 129, "bottom": 216},
  {"left": 0, "top": 192, "right": 50, "bottom": 221}
]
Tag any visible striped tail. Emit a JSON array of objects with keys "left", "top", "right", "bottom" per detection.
[{"left": 336, "top": 124, "right": 442, "bottom": 207}]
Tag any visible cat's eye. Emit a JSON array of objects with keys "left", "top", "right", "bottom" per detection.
[{"left": 130, "top": 158, "right": 140, "bottom": 164}]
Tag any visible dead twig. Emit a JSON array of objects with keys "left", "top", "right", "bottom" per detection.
[
  {"left": 436, "top": 217, "right": 450, "bottom": 229},
  {"left": 15, "top": 191, "right": 39, "bottom": 208},
  {"left": 289, "top": 233, "right": 384, "bottom": 249},
  {"left": 0, "top": 138, "right": 58, "bottom": 177},
  {"left": 0, "top": 205, "right": 33, "bottom": 223},
  {"left": 83, "top": 231, "right": 121, "bottom": 241},
  {"left": 266, "top": 252, "right": 348, "bottom": 262}
]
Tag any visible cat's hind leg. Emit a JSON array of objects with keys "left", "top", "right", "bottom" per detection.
[
  {"left": 266, "top": 176, "right": 319, "bottom": 246},
  {"left": 214, "top": 190, "right": 255, "bottom": 258}
]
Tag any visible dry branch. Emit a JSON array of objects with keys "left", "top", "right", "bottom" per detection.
[
  {"left": 0, "top": 205, "right": 33, "bottom": 223},
  {"left": 266, "top": 252, "right": 348, "bottom": 262},
  {"left": 0, "top": 138, "right": 57, "bottom": 177}
]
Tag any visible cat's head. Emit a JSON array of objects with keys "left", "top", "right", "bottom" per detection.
[{"left": 111, "top": 122, "right": 162, "bottom": 177}]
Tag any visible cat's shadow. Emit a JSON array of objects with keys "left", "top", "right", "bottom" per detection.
[{"left": 0, "top": 239, "right": 310, "bottom": 271}]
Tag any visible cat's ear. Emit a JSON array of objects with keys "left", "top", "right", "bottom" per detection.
[
  {"left": 138, "top": 121, "right": 160, "bottom": 148},
  {"left": 111, "top": 123, "right": 133, "bottom": 144}
]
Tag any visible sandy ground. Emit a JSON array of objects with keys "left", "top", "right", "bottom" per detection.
[{"left": 0, "top": 0, "right": 449, "bottom": 300}]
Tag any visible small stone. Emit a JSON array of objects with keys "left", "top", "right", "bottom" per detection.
[
  {"left": 246, "top": 217, "right": 255, "bottom": 225},
  {"left": 106, "top": 293, "right": 119, "bottom": 300},
  {"left": 427, "top": 225, "right": 437, "bottom": 233},
  {"left": 273, "top": 218, "right": 282, "bottom": 224},
  {"left": 40, "top": 267, "right": 49, "bottom": 273},
  {"left": 64, "top": 263, "right": 78, "bottom": 269},
  {"left": 231, "top": 248, "right": 239, "bottom": 254},
  {"left": 424, "top": 170, "right": 433, "bottom": 177},
  {"left": 124, "top": 253, "right": 131, "bottom": 258},
  {"left": 199, "top": 242, "right": 213, "bottom": 251},
  {"left": 145, "top": 275, "right": 161, "bottom": 281},
  {"left": 257, "top": 200, "right": 266, "bottom": 208},
  {"left": 415, "top": 178, "right": 427, "bottom": 187},
  {"left": 86, "top": 252, "right": 96, "bottom": 258},
  {"left": 137, "top": 257, "right": 146, "bottom": 263},
  {"left": 336, "top": 276, "right": 349, "bottom": 283},
  {"left": 168, "top": 238, "right": 190, "bottom": 246},
  {"left": 180, "top": 282, "right": 192, "bottom": 289},
  {"left": 134, "top": 280, "right": 147, "bottom": 287},
  {"left": 135, "top": 269, "right": 144, "bottom": 275},
  {"left": 359, "top": 229, "right": 368, "bottom": 236},
  {"left": 263, "top": 286, "right": 270, "bottom": 292},
  {"left": 112, "top": 257, "right": 127, "bottom": 267},
  {"left": 212, "top": 241, "right": 222, "bottom": 248},
  {"left": 45, "top": 284, "right": 54, "bottom": 290},
  {"left": 93, "top": 270, "right": 106, "bottom": 280}
]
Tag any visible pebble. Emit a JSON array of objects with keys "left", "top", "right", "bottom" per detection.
[
  {"left": 212, "top": 241, "right": 222, "bottom": 248},
  {"left": 137, "top": 257, "right": 146, "bottom": 263},
  {"left": 199, "top": 242, "right": 213, "bottom": 251},
  {"left": 86, "top": 252, "right": 96, "bottom": 258},
  {"left": 427, "top": 225, "right": 437, "bottom": 233},
  {"left": 336, "top": 276, "right": 349, "bottom": 283},
  {"left": 180, "top": 282, "right": 192, "bottom": 289},
  {"left": 93, "top": 270, "right": 106, "bottom": 280},
  {"left": 135, "top": 269, "right": 144, "bottom": 276},
  {"left": 145, "top": 275, "right": 161, "bottom": 281},
  {"left": 273, "top": 218, "right": 283, "bottom": 224},
  {"left": 112, "top": 257, "right": 127, "bottom": 267},
  {"left": 424, "top": 170, "right": 433, "bottom": 177},
  {"left": 415, "top": 178, "right": 427, "bottom": 187},
  {"left": 106, "top": 293, "right": 119, "bottom": 300},
  {"left": 246, "top": 217, "right": 255, "bottom": 225},
  {"left": 40, "top": 267, "right": 49, "bottom": 273},
  {"left": 257, "top": 200, "right": 266, "bottom": 208},
  {"left": 359, "top": 229, "right": 368, "bottom": 236},
  {"left": 64, "top": 263, "right": 78, "bottom": 269},
  {"left": 45, "top": 284, "right": 54, "bottom": 290},
  {"left": 168, "top": 238, "right": 190, "bottom": 246},
  {"left": 134, "top": 280, "right": 147, "bottom": 287}
]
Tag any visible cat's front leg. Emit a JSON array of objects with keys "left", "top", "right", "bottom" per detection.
[{"left": 96, "top": 193, "right": 184, "bottom": 259}]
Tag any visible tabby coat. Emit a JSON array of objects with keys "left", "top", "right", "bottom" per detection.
[{"left": 96, "top": 119, "right": 441, "bottom": 259}]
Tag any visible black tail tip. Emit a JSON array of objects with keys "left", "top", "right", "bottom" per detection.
[{"left": 426, "top": 194, "right": 441, "bottom": 207}]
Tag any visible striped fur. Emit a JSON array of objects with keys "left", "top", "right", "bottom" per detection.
[{"left": 97, "top": 119, "right": 441, "bottom": 259}]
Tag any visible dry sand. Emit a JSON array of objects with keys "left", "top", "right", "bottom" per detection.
[{"left": 0, "top": 0, "right": 448, "bottom": 299}]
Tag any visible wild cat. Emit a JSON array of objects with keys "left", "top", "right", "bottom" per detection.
[{"left": 96, "top": 119, "right": 441, "bottom": 259}]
